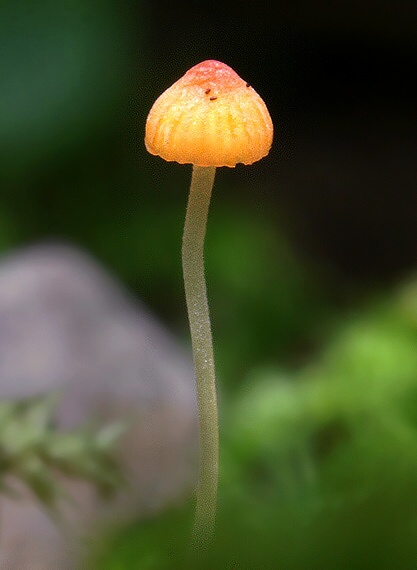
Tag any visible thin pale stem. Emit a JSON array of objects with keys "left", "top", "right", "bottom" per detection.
[{"left": 182, "top": 165, "right": 218, "bottom": 551}]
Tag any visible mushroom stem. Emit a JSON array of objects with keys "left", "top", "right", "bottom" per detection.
[{"left": 182, "top": 165, "right": 219, "bottom": 546}]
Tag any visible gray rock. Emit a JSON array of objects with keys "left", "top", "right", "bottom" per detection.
[{"left": 0, "top": 243, "right": 197, "bottom": 568}]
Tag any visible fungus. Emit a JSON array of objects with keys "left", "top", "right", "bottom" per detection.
[
  {"left": 145, "top": 59, "right": 273, "bottom": 167},
  {"left": 145, "top": 60, "right": 273, "bottom": 548}
]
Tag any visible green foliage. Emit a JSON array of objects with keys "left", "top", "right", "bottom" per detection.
[
  {"left": 1, "top": 3, "right": 416, "bottom": 568},
  {"left": 205, "top": 197, "right": 329, "bottom": 389},
  {"left": 97, "top": 278, "right": 417, "bottom": 569},
  {"left": 0, "top": 0, "right": 143, "bottom": 252},
  {"left": 0, "top": 1, "right": 126, "bottom": 177},
  {"left": 0, "top": 395, "right": 126, "bottom": 511}
]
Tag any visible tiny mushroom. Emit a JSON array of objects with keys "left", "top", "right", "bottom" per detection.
[
  {"left": 145, "top": 60, "right": 273, "bottom": 550},
  {"left": 145, "top": 59, "right": 273, "bottom": 167}
]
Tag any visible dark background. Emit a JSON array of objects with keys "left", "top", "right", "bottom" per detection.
[
  {"left": 1, "top": 0, "right": 417, "bottom": 385},
  {"left": 147, "top": 0, "right": 417, "bottom": 279},
  {"left": 2, "top": 2, "right": 417, "bottom": 568},
  {"left": 1, "top": 0, "right": 416, "bottom": 384}
]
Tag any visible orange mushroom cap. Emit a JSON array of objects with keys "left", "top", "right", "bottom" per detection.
[{"left": 145, "top": 60, "right": 273, "bottom": 168}]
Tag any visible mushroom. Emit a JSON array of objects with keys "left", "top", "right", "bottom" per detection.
[{"left": 145, "top": 60, "right": 273, "bottom": 549}]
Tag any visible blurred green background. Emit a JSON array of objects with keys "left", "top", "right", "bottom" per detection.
[{"left": 1, "top": 1, "right": 417, "bottom": 568}]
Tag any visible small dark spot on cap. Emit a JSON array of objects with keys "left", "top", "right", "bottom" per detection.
[
  {"left": 246, "top": 82, "right": 251, "bottom": 88},
  {"left": 205, "top": 88, "right": 211, "bottom": 94},
  {"left": 209, "top": 96, "right": 217, "bottom": 101}
]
